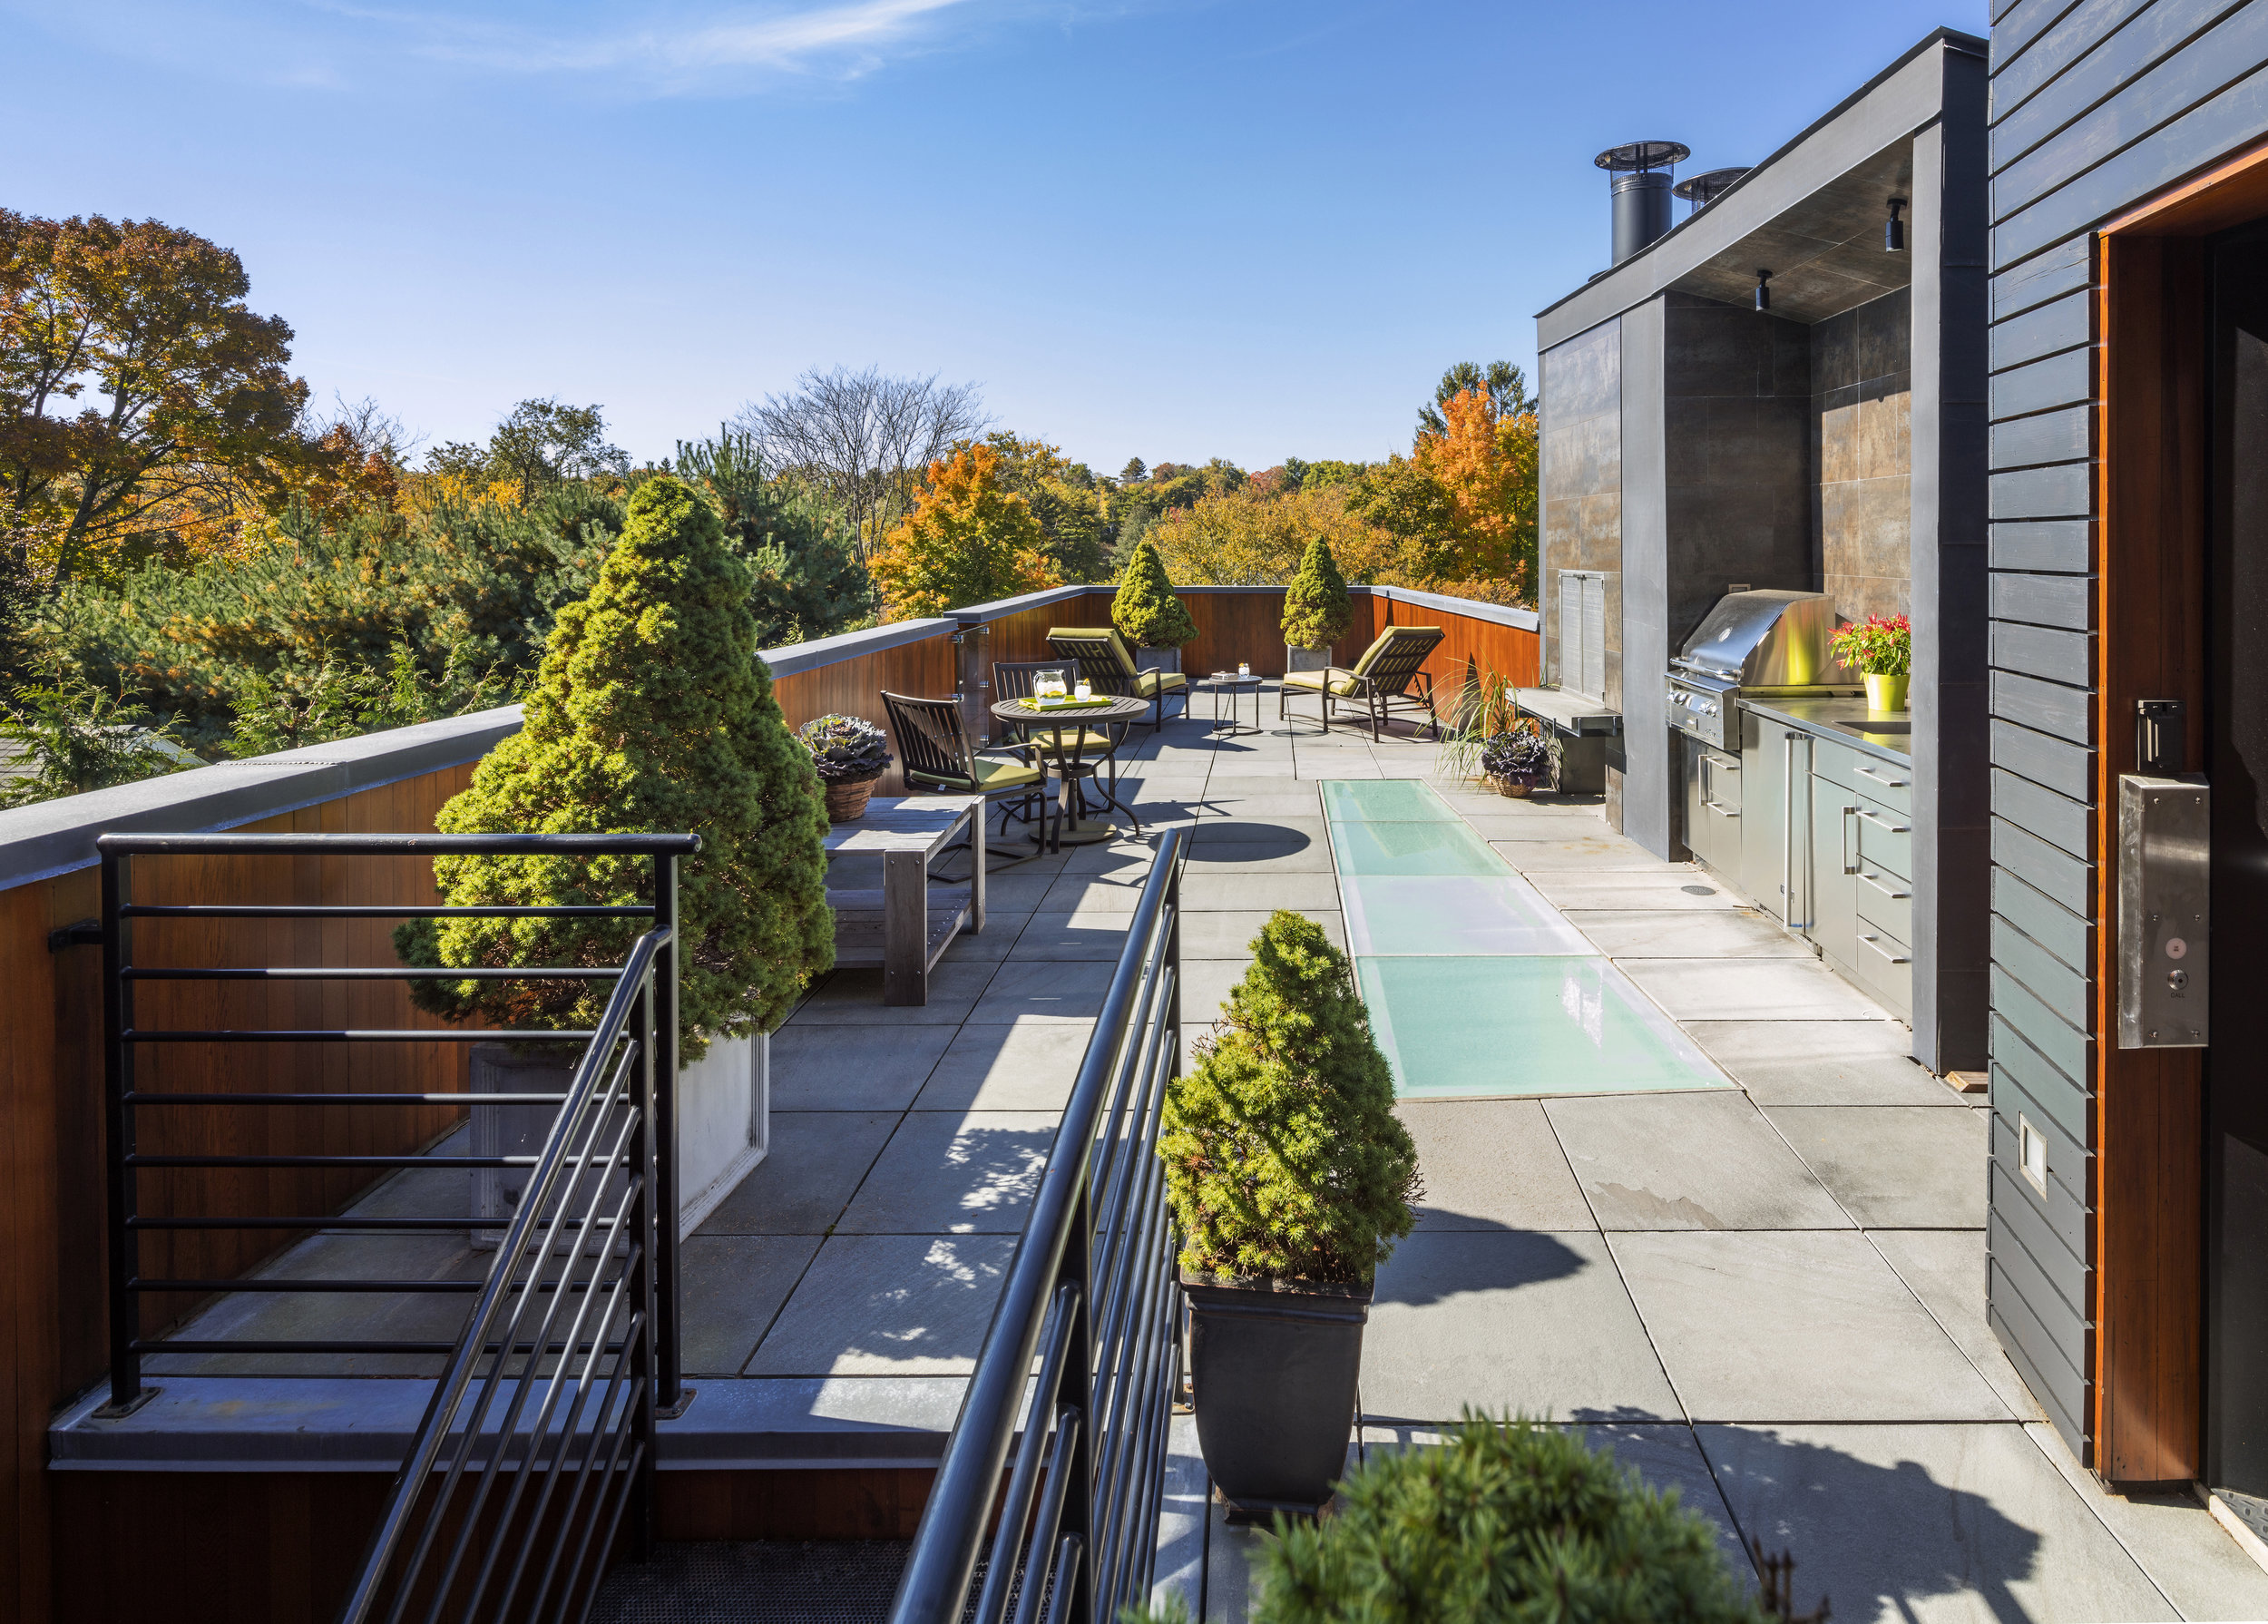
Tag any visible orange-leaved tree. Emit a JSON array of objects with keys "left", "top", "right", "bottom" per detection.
[
  {"left": 1353, "top": 385, "right": 1539, "bottom": 605},
  {"left": 870, "top": 442, "right": 1060, "bottom": 621}
]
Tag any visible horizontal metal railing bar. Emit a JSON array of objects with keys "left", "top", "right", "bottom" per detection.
[
  {"left": 97, "top": 832, "right": 703, "bottom": 856},
  {"left": 129, "top": 1338, "right": 630, "bottom": 1356},
  {"left": 125, "top": 1152, "right": 623, "bottom": 1169},
  {"left": 127, "top": 1091, "right": 567, "bottom": 1106},
  {"left": 125, "top": 966, "right": 623, "bottom": 981},
  {"left": 130, "top": 1216, "right": 516, "bottom": 1230},
  {"left": 124, "top": 1029, "right": 597, "bottom": 1043},
  {"left": 120, "top": 905, "right": 652, "bottom": 919},
  {"left": 127, "top": 1277, "right": 625, "bottom": 1296}
]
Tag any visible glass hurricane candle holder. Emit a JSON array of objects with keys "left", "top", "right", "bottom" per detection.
[
  {"left": 1074, "top": 679, "right": 1092, "bottom": 700},
  {"left": 1237, "top": 662, "right": 1250, "bottom": 677}
]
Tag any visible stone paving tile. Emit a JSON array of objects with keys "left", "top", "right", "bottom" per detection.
[
  {"left": 1188, "top": 813, "right": 1329, "bottom": 844},
  {"left": 785, "top": 961, "right": 997, "bottom": 1025},
  {"left": 1178, "top": 871, "right": 1343, "bottom": 912},
  {"left": 1183, "top": 836, "right": 1334, "bottom": 873},
  {"left": 1362, "top": 1230, "right": 1681, "bottom": 1423},
  {"left": 1398, "top": 1099, "right": 1596, "bottom": 1232},
  {"left": 1579, "top": 1421, "right": 1753, "bottom": 1575},
  {"left": 1544, "top": 1091, "right": 1851, "bottom": 1231},
  {"left": 1487, "top": 836, "right": 1677, "bottom": 873},
  {"left": 767, "top": 1026, "right": 953, "bottom": 1111},
  {"left": 1765, "top": 1106, "right": 1989, "bottom": 1228},
  {"left": 933, "top": 909, "right": 1033, "bottom": 964},
  {"left": 968, "top": 958, "right": 1120, "bottom": 1023},
  {"left": 1011, "top": 909, "right": 1143, "bottom": 960},
  {"left": 1528, "top": 872, "right": 1751, "bottom": 911},
  {"left": 679, "top": 1234, "right": 820, "bottom": 1376},
  {"left": 699, "top": 1110, "right": 899, "bottom": 1234},
  {"left": 1193, "top": 792, "right": 1324, "bottom": 818},
  {"left": 836, "top": 1110, "right": 1060, "bottom": 1234},
  {"left": 916, "top": 1020, "right": 1094, "bottom": 1111},
  {"left": 1866, "top": 1229, "right": 2045, "bottom": 1423},
  {"left": 1178, "top": 908, "right": 1343, "bottom": 958},
  {"left": 747, "top": 1234, "right": 1015, "bottom": 1376},
  {"left": 1684, "top": 1019, "right": 1958, "bottom": 1106},
  {"left": 1561, "top": 907, "right": 1815, "bottom": 959},
  {"left": 1697, "top": 1420, "right": 2177, "bottom": 1623},
  {"left": 1612, "top": 1231, "right": 2009, "bottom": 1422},
  {"left": 1618, "top": 956, "right": 1892, "bottom": 1022},
  {"left": 1180, "top": 956, "right": 1251, "bottom": 1031}
]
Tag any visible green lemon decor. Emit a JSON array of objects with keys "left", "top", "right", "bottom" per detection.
[{"left": 1831, "top": 611, "right": 1911, "bottom": 714}]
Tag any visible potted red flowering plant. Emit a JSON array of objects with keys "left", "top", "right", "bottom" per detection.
[{"left": 1831, "top": 613, "right": 1911, "bottom": 714}]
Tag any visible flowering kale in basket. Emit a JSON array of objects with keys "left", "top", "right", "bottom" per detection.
[
  {"left": 795, "top": 714, "right": 891, "bottom": 783},
  {"left": 1480, "top": 729, "right": 1550, "bottom": 781}
]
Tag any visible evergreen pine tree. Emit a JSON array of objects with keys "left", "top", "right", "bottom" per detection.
[
  {"left": 395, "top": 474, "right": 833, "bottom": 1056},
  {"left": 1160, "top": 911, "right": 1417, "bottom": 1284},
  {"left": 1280, "top": 535, "right": 1354, "bottom": 650},
  {"left": 1111, "top": 536, "right": 1198, "bottom": 650}
]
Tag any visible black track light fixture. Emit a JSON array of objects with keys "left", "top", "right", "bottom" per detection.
[
  {"left": 1755, "top": 269, "right": 1772, "bottom": 312},
  {"left": 1886, "top": 197, "right": 1908, "bottom": 251}
]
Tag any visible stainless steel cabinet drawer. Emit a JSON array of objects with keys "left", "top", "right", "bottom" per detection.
[
  {"left": 1809, "top": 736, "right": 1912, "bottom": 817},
  {"left": 1855, "top": 864, "right": 1913, "bottom": 944},
  {"left": 1853, "top": 799, "right": 1911, "bottom": 882},
  {"left": 1855, "top": 923, "right": 1913, "bottom": 1018}
]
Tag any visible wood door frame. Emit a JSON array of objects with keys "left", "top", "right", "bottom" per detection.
[{"left": 2090, "top": 133, "right": 2268, "bottom": 1487}]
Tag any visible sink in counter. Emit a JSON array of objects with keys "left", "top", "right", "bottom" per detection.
[{"left": 1830, "top": 718, "right": 1910, "bottom": 741}]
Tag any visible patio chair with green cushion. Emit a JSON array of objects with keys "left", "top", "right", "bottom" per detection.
[
  {"left": 880, "top": 690, "right": 1055, "bottom": 862},
  {"left": 1278, "top": 623, "right": 1447, "bottom": 742},
  {"left": 1044, "top": 627, "right": 1188, "bottom": 732}
]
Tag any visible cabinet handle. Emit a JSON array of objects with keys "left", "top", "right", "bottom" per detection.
[
  {"left": 1699, "top": 752, "right": 1738, "bottom": 817},
  {"left": 1858, "top": 870, "right": 1911, "bottom": 902},
  {"left": 1840, "top": 805, "right": 1860, "bottom": 876},
  {"left": 1855, "top": 763, "right": 1908, "bottom": 788},
  {"left": 1856, "top": 807, "right": 1910, "bottom": 835},
  {"left": 1860, "top": 933, "right": 1912, "bottom": 966}
]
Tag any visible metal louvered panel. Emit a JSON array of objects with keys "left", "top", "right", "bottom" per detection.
[
  {"left": 1581, "top": 574, "right": 1608, "bottom": 700},
  {"left": 1559, "top": 571, "right": 1607, "bottom": 700}
]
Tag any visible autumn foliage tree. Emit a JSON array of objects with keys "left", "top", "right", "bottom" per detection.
[
  {"left": 869, "top": 442, "right": 1060, "bottom": 621},
  {"left": 1354, "top": 385, "right": 1539, "bottom": 605}
]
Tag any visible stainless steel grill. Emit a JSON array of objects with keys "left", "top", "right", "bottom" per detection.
[{"left": 1667, "top": 590, "right": 1850, "bottom": 750}]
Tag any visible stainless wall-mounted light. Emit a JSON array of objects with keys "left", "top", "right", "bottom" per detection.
[
  {"left": 1754, "top": 269, "right": 1772, "bottom": 312},
  {"left": 1885, "top": 198, "right": 1907, "bottom": 251}
]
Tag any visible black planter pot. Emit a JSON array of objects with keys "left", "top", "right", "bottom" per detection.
[{"left": 1182, "top": 1269, "right": 1372, "bottom": 1521}]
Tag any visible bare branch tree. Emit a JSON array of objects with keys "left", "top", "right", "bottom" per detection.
[{"left": 734, "top": 367, "right": 989, "bottom": 551}]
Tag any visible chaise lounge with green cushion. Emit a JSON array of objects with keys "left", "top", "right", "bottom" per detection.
[
  {"left": 1044, "top": 628, "right": 1188, "bottom": 731},
  {"left": 1278, "top": 623, "right": 1446, "bottom": 741}
]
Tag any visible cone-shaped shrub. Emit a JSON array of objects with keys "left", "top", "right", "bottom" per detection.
[
  {"left": 1160, "top": 911, "right": 1418, "bottom": 1284},
  {"left": 1112, "top": 535, "right": 1198, "bottom": 650},
  {"left": 1254, "top": 1412, "right": 1770, "bottom": 1624},
  {"left": 1280, "top": 535, "right": 1353, "bottom": 650},
  {"left": 396, "top": 474, "right": 834, "bottom": 1058}
]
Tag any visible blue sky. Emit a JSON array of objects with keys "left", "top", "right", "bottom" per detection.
[{"left": 9, "top": 0, "right": 1985, "bottom": 473}]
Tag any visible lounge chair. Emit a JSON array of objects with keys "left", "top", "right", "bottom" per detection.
[
  {"left": 1277, "top": 624, "right": 1446, "bottom": 741},
  {"left": 1044, "top": 628, "right": 1188, "bottom": 732}
]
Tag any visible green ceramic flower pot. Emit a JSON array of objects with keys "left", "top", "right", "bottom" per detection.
[{"left": 1864, "top": 672, "right": 1909, "bottom": 713}]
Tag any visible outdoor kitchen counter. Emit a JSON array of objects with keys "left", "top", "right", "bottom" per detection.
[{"left": 1740, "top": 695, "right": 1912, "bottom": 767}]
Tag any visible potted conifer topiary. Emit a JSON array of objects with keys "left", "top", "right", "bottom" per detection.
[
  {"left": 1281, "top": 535, "right": 1353, "bottom": 674},
  {"left": 396, "top": 474, "right": 835, "bottom": 1239},
  {"left": 1112, "top": 535, "right": 1199, "bottom": 675},
  {"left": 1160, "top": 910, "right": 1419, "bottom": 1521}
]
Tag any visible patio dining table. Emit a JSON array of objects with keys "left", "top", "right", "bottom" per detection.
[{"left": 990, "top": 693, "right": 1148, "bottom": 847}]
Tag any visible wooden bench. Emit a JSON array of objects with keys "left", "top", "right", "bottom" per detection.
[{"left": 822, "top": 796, "right": 985, "bottom": 1005}]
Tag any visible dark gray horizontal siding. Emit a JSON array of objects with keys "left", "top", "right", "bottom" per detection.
[
  {"left": 1992, "top": 349, "right": 2094, "bottom": 420},
  {"left": 1990, "top": 519, "right": 2091, "bottom": 572},
  {"left": 1993, "top": 0, "right": 2155, "bottom": 127},
  {"left": 1992, "top": 404, "right": 2091, "bottom": 467},
  {"left": 1993, "top": 669, "right": 2094, "bottom": 744},
  {"left": 1993, "top": 1114, "right": 2090, "bottom": 1274},
  {"left": 1991, "top": 462, "right": 2093, "bottom": 519},
  {"left": 1993, "top": 958, "right": 2092, "bottom": 1078},
  {"left": 1992, "top": 765, "right": 2092, "bottom": 857},
  {"left": 1991, "top": 289, "right": 2094, "bottom": 368},
  {"left": 1994, "top": 863, "right": 2092, "bottom": 971},
  {"left": 1994, "top": 3, "right": 2268, "bottom": 220},
  {"left": 1989, "top": 1264, "right": 2090, "bottom": 1445},
  {"left": 1991, "top": 570, "right": 2095, "bottom": 627},
  {"left": 1994, "top": 913, "right": 2091, "bottom": 1026},
  {"left": 1992, "top": 1011, "right": 2090, "bottom": 1140},
  {"left": 1992, "top": 0, "right": 2248, "bottom": 171},
  {"left": 1993, "top": 1105, "right": 2090, "bottom": 1254},
  {"left": 1991, "top": 620, "right": 2093, "bottom": 685},
  {"left": 1991, "top": 1192, "right": 2091, "bottom": 1326},
  {"left": 1996, "top": 61, "right": 2268, "bottom": 267},
  {"left": 1993, "top": 237, "right": 2092, "bottom": 320},
  {"left": 1992, "top": 1062, "right": 2093, "bottom": 1213},
  {"left": 1996, "top": 0, "right": 2097, "bottom": 78},
  {"left": 1995, "top": 815, "right": 2097, "bottom": 914},
  {"left": 1992, "top": 717, "right": 2094, "bottom": 800}
]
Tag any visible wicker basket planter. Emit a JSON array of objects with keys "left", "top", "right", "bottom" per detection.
[
  {"left": 1488, "top": 773, "right": 1542, "bottom": 799},
  {"left": 823, "top": 775, "right": 882, "bottom": 823}
]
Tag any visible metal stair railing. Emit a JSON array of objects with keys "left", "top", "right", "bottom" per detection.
[{"left": 888, "top": 825, "right": 1188, "bottom": 1624}]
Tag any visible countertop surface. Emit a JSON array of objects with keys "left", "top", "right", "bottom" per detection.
[{"left": 1740, "top": 695, "right": 1913, "bottom": 766}]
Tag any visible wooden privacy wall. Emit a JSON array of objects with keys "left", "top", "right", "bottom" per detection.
[
  {"left": 0, "top": 761, "right": 474, "bottom": 1624},
  {"left": 1371, "top": 593, "right": 1542, "bottom": 706},
  {"left": 767, "top": 631, "right": 957, "bottom": 795}
]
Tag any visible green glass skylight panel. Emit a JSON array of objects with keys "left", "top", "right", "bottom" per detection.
[
  {"left": 1319, "top": 779, "right": 1461, "bottom": 823},
  {"left": 1354, "top": 955, "right": 1730, "bottom": 1099},
  {"left": 1343, "top": 876, "right": 1592, "bottom": 955},
  {"left": 1329, "top": 818, "right": 1504, "bottom": 877}
]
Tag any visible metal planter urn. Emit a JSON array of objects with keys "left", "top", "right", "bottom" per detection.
[
  {"left": 470, "top": 1031, "right": 769, "bottom": 1247},
  {"left": 1135, "top": 646, "right": 1183, "bottom": 677},
  {"left": 1182, "top": 1271, "right": 1372, "bottom": 1520},
  {"left": 1284, "top": 643, "right": 1334, "bottom": 674}
]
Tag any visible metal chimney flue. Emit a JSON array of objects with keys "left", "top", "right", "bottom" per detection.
[{"left": 1597, "top": 141, "right": 1690, "bottom": 264}]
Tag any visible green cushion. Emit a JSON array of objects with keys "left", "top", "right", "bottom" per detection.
[
  {"left": 908, "top": 755, "right": 1044, "bottom": 792},
  {"left": 1028, "top": 729, "right": 1117, "bottom": 756},
  {"left": 1283, "top": 669, "right": 1363, "bottom": 696},
  {"left": 1132, "top": 670, "right": 1187, "bottom": 698},
  {"left": 1048, "top": 626, "right": 1139, "bottom": 676},
  {"left": 1352, "top": 624, "right": 1444, "bottom": 675}
]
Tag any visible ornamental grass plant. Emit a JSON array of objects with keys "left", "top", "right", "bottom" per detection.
[
  {"left": 395, "top": 474, "right": 834, "bottom": 1058},
  {"left": 1160, "top": 910, "right": 1418, "bottom": 1285},
  {"left": 1279, "top": 536, "right": 1354, "bottom": 651},
  {"left": 1111, "top": 536, "right": 1198, "bottom": 650}
]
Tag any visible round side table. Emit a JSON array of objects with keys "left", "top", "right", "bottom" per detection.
[
  {"left": 1194, "top": 673, "right": 1264, "bottom": 737},
  {"left": 990, "top": 694, "right": 1149, "bottom": 846}
]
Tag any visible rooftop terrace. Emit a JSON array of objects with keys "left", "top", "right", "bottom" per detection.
[{"left": 54, "top": 689, "right": 2268, "bottom": 1623}]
